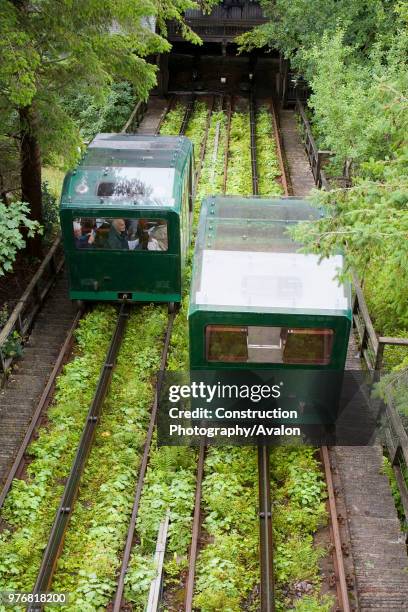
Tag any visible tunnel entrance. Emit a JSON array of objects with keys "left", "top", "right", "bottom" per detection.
[{"left": 155, "top": 1, "right": 280, "bottom": 98}]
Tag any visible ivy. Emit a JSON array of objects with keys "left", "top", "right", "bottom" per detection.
[{"left": 0, "top": 202, "right": 41, "bottom": 276}]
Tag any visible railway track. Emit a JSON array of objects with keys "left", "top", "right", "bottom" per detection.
[
  {"left": 182, "top": 97, "right": 233, "bottom": 611},
  {"left": 181, "top": 94, "right": 354, "bottom": 611},
  {"left": 0, "top": 95, "right": 175, "bottom": 500},
  {"left": 268, "top": 94, "right": 353, "bottom": 612},
  {"left": 249, "top": 91, "right": 275, "bottom": 611},
  {"left": 162, "top": 95, "right": 303, "bottom": 611},
  {"left": 110, "top": 94, "right": 217, "bottom": 611},
  {"left": 28, "top": 304, "right": 129, "bottom": 608},
  {"left": 161, "top": 94, "right": 276, "bottom": 610},
  {"left": 31, "top": 97, "right": 208, "bottom": 607},
  {"left": 0, "top": 96, "right": 178, "bottom": 608}
]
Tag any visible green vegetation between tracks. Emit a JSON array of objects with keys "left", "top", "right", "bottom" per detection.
[
  {"left": 256, "top": 106, "right": 284, "bottom": 197},
  {"left": 226, "top": 110, "right": 252, "bottom": 195},
  {"left": 158, "top": 103, "right": 187, "bottom": 137},
  {"left": 123, "top": 100, "right": 214, "bottom": 608},
  {"left": 0, "top": 307, "right": 117, "bottom": 606}
]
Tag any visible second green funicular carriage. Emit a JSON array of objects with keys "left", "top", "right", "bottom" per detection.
[
  {"left": 189, "top": 196, "right": 352, "bottom": 373},
  {"left": 60, "top": 133, "right": 194, "bottom": 307}
]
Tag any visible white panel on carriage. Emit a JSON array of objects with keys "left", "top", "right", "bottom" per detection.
[{"left": 194, "top": 250, "right": 349, "bottom": 312}]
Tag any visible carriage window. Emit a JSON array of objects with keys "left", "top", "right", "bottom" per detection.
[
  {"left": 84, "top": 167, "right": 176, "bottom": 205},
  {"left": 206, "top": 325, "right": 334, "bottom": 365},
  {"left": 206, "top": 326, "right": 248, "bottom": 362},
  {"left": 72, "top": 217, "right": 168, "bottom": 251},
  {"left": 97, "top": 179, "right": 151, "bottom": 199}
]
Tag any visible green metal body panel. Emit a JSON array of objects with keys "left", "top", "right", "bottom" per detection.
[
  {"left": 189, "top": 196, "right": 352, "bottom": 371},
  {"left": 60, "top": 134, "right": 194, "bottom": 303},
  {"left": 189, "top": 310, "right": 351, "bottom": 370}
]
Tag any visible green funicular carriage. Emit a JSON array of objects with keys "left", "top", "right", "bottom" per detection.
[
  {"left": 60, "top": 133, "right": 194, "bottom": 310},
  {"left": 189, "top": 196, "right": 353, "bottom": 432}
]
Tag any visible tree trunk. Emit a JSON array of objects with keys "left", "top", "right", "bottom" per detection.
[{"left": 19, "top": 105, "right": 43, "bottom": 257}]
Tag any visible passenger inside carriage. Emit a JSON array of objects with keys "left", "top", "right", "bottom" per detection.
[
  {"left": 72, "top": 217, "right": 168, "bottom": 251},
  {"left": 108, "top": 218, "right": 129, "bottom": 250},
  {"left": 73, "top": 221, "right": 95, "bottom": 249},
  {"left": 151, "top": 219, "right": 168, "bottom": 251},
  {"left": 136, "top": 220, "right": 167, "bottom": 251}
]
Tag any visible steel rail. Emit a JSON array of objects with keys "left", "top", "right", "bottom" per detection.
[
  {"left": 111, "top": 96, "right": 216, "bottom": 610},
  {"left": 257, "top": 446, "right": 275, "bottom": 611},
  {"left": 222, "top": 95, "right": 233, "bottom": 195},
  {"left": 0, "top": 309, "right": 83, "bottom": 509},
  {"left": 321, "top": 447, "right": 351, "bottom": 612},
  {"left": 184, "top": 443, "right": 205, "bottom": 612},
  {"left": 271, "top": 94, "right": 352, "bottom": 611},
  {"left": 269, "top": 98, "right": 292, "bottom": 197},
  {"left": 28, "top": 304, "right": 129, "bottom": 610},
  {"left": 179, "top": 94, "right": 196, "bottom": 136},
  {"left": 154, "top": 95, "right": 175, "bottom": 136},
  {"left": 248, "top": 90, "right": 276, "bottom": 611},
  {"left": 249, "top": 91, "right": 259, "bottom": 196},
  {"left": 111, "top": 312, "right": 175, "bottom": 612}
]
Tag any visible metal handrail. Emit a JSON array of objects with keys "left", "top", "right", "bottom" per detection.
[
  {"left": 120, "top": 100, "right": 147, "bottom": 134},
  {"left": 295, "top": 96, "right": 408, "bottom": 527},
  {"left": 0, "top": 236, "right": 64, "bottom": 384},
  {"left": 295, "top": 98, "right": 332, "bottom": 189}
]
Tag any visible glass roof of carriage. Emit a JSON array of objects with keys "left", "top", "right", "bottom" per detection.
[
  {"left": 60, "top": 134, "right": 192, "bottom": 210},
  {"left": 190, "top": 196, "right": 352, "bottom": 316}
]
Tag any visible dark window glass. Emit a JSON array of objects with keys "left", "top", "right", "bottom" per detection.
[
  {"left": 282, "top": 329, "right": 334, "bottom": 365},
  {"left": 206, "top": 326, "right": 248, "bottom": 362},
  {"left": 72, "top": 217, "right": 168, "bottom": 251},
  {"left": 206, "top": 325, "right": 334, "bottom": 365},
  {"left": 96, "top": 179, "right": 152, "bottom": 199}
]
